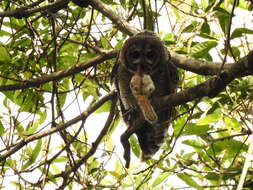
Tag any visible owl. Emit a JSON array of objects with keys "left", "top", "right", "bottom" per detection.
[{"left": 112, "top": 31, "right": 178, "bottom": 168}]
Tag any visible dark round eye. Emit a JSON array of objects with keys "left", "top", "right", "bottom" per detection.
[
  {"left": 130, "top": 50, "right": 140, "bottom": 60},
  {"left": 146, "top": 50, "right": 156, "bottom": 60}
]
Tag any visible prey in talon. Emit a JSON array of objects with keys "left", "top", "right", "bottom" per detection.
[{"left": 130, "top": 68, "right": 158, "bottom": 124}]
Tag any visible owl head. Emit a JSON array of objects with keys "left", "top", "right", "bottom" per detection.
[{"left": 119, "top": 31, "right": 169, "bottom": 74}]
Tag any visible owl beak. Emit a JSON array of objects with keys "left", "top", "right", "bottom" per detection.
[
  {"left": 138, "top": 62, "right": 153, "bottom": 74},
  {"left": 136, "top": 64, "right": 142, "bottom": 76}
]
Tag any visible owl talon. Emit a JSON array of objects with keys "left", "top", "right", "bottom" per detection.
[
  {"left": 141, "top": 153, "right": 152, "bottom": 162},
  {"left": 122, "top": 107, "right": 137, "bottom": 123}
]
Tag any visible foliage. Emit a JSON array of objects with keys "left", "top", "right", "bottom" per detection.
[{"left": 0, "top": 0, "right": 253, "bottom": 189}]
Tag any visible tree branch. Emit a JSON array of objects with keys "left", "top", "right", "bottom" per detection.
[
  {"left": 170, "top": 51, "right": 253, "bottom": 76},
  {"left": 0, "top": 91, "right": 117, "bottom": 162},
  {"left": 170, "top": 51, "right": 225, "bottom": 75},
  {"left": 0, "top": 50, "right": 117, "bottom": 91},
  {"left": 58, "top": 94, "right": 118, "bottom": 189},
  {"left": 155, "top": 51, "right": 253, "bottom": 110},
  {"left": 0, "top": 0, "right": 69, "bottom": 18},
  {"left": 89, "top": 0, "right": 140, "bottom": 36}
]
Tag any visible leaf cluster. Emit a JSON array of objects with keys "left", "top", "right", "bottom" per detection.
[{"left": 0, "top": 0, "right": 253, "bottom": 189}]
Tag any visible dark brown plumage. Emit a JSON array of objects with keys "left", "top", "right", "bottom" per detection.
[{"left": 112, "top": 31, "right": 178, "bottom": 168}]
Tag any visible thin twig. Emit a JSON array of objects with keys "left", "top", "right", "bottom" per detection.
[
  {"left": 218, "top": 0, "right": 238, "bottom": 75},
  {"left": 0, "top": 91, "right": 117, "bottom": 162},
  {"left": 58, "top": 94, "right": 117, "bottom": 189}
]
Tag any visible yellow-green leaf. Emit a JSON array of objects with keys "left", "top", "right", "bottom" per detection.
[
  {"left": 0, "top": 44, "right": 11, "bottom": 64},
  {"left": 152, "top": 173, "right": 170, "bottom": 187}
]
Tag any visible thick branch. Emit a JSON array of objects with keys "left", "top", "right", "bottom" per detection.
[
  {"left": 170, "top": 51, "right": 225, "bottom": 75},
  {"left": 0, "top": 50, "right": 117, "bottom": 91},
  {"left": 0, "top": 91, "right": 117, "bottom": 162},
  {"left": 170, "top": 51, "right": 253, "bottom": 76},
  {"left": 0, "top": 0, "right": 69, "bottom": 18},
  {"left": 155, "top": 51, "right": 253, "bottom": 110}
]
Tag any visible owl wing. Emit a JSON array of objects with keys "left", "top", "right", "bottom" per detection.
[
  {"left": 167, "top": 59, "right": 180, "bottom": 93},
  {"left": 111, "top": 58, "right": 134, "bottom": 124}
]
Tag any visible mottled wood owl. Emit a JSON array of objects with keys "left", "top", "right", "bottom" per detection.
[{"left": 112, "top": 31, "right": 178, "bottom": 168}]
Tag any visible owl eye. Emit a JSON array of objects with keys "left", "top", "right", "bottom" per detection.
[
  {"left": 130, "top": 50, "right": 140, "bottom": 60},
  {"left": 146, "top": 50, "right": 156, "bottom": 61}
]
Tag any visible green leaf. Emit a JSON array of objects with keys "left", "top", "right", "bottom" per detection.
[
  {"left": 101, "top": 37, "right": 111, "bottom": 49},
  {"left": 190, "top": 41, "right": 217, "bottom": 59},
  {"left": 10, "top": 181, "right": 23, "bottom": 189},
  {"left": 0, "top": 44, "right": 11, "bottom": 65},
  {"left": 224, "top": 117, "right": 240, "bottom": 131},
  {"left": 182, "top": 139, "right": 206, "bottom": 149},
  {"left": 198, "top": 33, "right": 217, "bottom": 40},
  {"left": 3, "top": 89, "right": 44, "bottom": 113},
  {"left": 25, "top": 111, "right": 47, "bottom": 135},
  {"left": 38, "top": 167, "right": 58, "bottom": 185},
  {"left": 205, "top": 0, "right": 216, "bottom": 11},
  {"left": 9, "top": 17, "right": 25, "bottom": 29},
  {"left": 173, "top": 115, "right": 188, "bottom": 136},
  {"left": 0, "top": 30, "right": 11, "bottom": 37},
  {"left": 52, "top": 163, "right": 61, "bottom": 174},
  {"left": 196, "top": 109, "right": 221, "bottom": 126},
  {"left": 5, "top": 158, "right": 16, "bottom": 168},
  {"left": 115, "top": 39, "right": 125, "bottom": 49},
  {"left": 183, "top": 123, "right": 212, "bottom": 136},
  {"left": 22, "top": 139, "right": 42, "bottom": 170},
  {"left": 30, "top": 139, "right": 42, "bottom": 162},
  {"left": 0, "top": 121, "right": 4, "bottom": 135},
  {"left": 152, "top": 173, "right": 170, "bottom": 187},
  {"left": 101, "top": 0, "right": 117, "bottom": 5},
  {"left": 163, "top": 33, "right": 176, "bottom": 45},
  {"left": 95, "top": 100, "right": 111, "bottom": 113},
  {"left": 82, "top": 79, "right": 100, "bottom": 100},
  {"left": 231, "top": 28, "right": 253, "bottom": 39},
  {"left": 109, "top": 171, "right": 121, "bottom": 179},
  {"left": 182, "top": 21, "right": 200, "bottom": 33},
  {"left": 54, "top": 156, "right": 69, "bottom": 163},
  {"left": 205, "top": 173, "right": 222, "bottom": 181},
  {"left": 120, "top": 0, "right": 126, "bottom": 8},
  {"left": 201, "top": 21, "right": 210, "bottom": 34},
  {"left": 214, "top": 7, "right": 230, "bottom": 34},
  {"left": 221, "top": 46, "right": 240, "bottom": 59},
  {"left": 177, "top": 173, "right": 203, "bottom": 190},
  {"left": 230, "top": 46, "right": 240, "bottom": 59},
  {"left": 57, "top": 83, "right": 69, "bottom": 109},
  {"left": 207, "top": 139, "right": 247, "bottom": 157},
  {"left": 129, "top": 135, "right": 140, "bottom": 158}
]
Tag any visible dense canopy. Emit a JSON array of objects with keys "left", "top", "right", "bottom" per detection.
[{"left": 0, "top": 0, "right": 253, "bottom": 189}]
